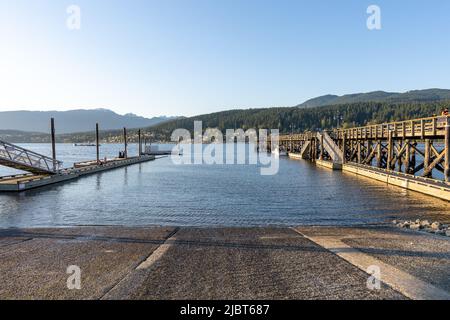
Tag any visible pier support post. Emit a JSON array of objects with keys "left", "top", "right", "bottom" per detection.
[
  {"left": 387, "top": 132, "right": 393, "bottom": 170},
  {"left": 424, "top": 139, "right": 431, "bottom": 177},
  {"left": 404, "top": 140, "right": 411, "bottom": 174},
  {"left": 342, "top": 133, "right": 346, "bottom": 164},
  {"left": 51, "top": 118, "right": 56, "bottom": 171},
  {"left": 357, "top": 141, "right": 361, "bottom": 164},
  {"left": 376, "top": 140, "right": 382, "bottom": 168},
  {"left": 96, "top": 123, "right": 100, "bottom": 164},
  {"left": 411, "top": 141, "right": 417, "bottom": 175},
  {"left": 138, "top": 129, "right": 142, "bottom": 157},
  {"left": 397, "top": 141, "right": 403, "bottom": 172},
  {"left": 320, "top": 134, "right": 324, "bottom": 160},
  {"left": 445, "top": 124, "right": 450, "bottom": 182},
  {"left": 123, "top": 127, "right": 128, "bottom": 159}
]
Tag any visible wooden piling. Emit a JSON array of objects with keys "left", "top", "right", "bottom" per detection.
[
  {"left": 376, "top": 141, "right": 382, "bottom": 168},
  {"left": 320, "top": 134, "right": 324, "bottom": 160},
  {"left": 445, "top": 124, "right": 450, "bottom": 182},
  {"left": 123, "top": 127, "right": 128, "bottom": 158},
  {"left": 138, "top": 129, "right": 142, "bottom": 157},
  {"left": 51, "top": 118, "right": 56, "bottom": 170},
  {"left": 96, "top": 123, "right": 100, "bottom": 164},
  {"left": 424, "top": 139, "right": 431, "bottom": 178},
  {"left": 357, "top": 141, "right": 361, "bottom": 164},
  {"left": 387, "top": 131, "right": 393, "bottom": 170},
  {"left": 342, "top": 133, "right": 347, "bottom": 164},
  {"left": 404, "top": 140, "right": 411, "bottom": 174}
]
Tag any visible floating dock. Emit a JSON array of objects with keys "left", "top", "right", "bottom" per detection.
[
  {"left": 0, "top": 155, "right": 155, "bottom": 192},
  {"left": 342, "top": 163, "right": 450, "bottom": 201}
]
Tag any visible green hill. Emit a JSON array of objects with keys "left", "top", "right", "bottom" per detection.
[{"left": 298, "top": 89, "right": 450, "bottom": 108}]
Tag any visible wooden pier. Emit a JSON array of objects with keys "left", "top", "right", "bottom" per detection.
[{"left": 277, "top": 115, "right": 450, "bottom": 201}]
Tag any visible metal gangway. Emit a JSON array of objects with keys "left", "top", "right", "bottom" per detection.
[{"left": 0, "top": 140, "right": 63, "bottom": 174}]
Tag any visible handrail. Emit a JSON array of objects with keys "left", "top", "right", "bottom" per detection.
[{"left": 0, "top": 140, "right": 63, "bottom": 174}]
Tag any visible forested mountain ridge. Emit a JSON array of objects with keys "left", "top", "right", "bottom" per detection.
[
  {"left": 3, "top": 100, "right": 447, "bottom": 143},
  {"left": 298, "top": 89, "right": 450, "bottom": 108}
]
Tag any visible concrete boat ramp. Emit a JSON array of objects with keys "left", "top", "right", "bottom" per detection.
[{"left": 0, "top": 225, "right": 449, "bottom": 300}]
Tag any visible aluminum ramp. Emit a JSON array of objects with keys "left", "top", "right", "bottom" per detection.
[{"left": 0, "top": 140, "right": 63, "bottom": 174}]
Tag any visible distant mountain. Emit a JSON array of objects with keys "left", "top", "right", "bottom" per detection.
[
  {"left": 297, "top": 89, "right": 450, "bottom": 108},
  {"left": 0, "top": 109, "right": 176, "bottom": 134}
]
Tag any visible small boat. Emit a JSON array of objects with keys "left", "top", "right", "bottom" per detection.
[
  {"left": 73, "top": 143, "right": 99, "bottom": 147},
  {"left": 272, "top": 148, "right": 288, "bottom": 156}
]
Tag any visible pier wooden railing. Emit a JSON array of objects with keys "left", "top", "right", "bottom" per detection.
[
  {"left": 277, "top": 115, "right": 450, "bottom": 182},
  {"left": 330, "top": 115, "right": 449, "bottom": 140}
]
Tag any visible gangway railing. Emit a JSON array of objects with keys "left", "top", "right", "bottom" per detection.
[{"left": 0, "top": 140, "right": 63, "bottom": 174}]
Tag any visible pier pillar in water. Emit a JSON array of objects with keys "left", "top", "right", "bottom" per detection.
[
  {"left": 387, "top": 131, "right": 394, "bottom": 171},
  {"left": 445, "top": 123, "right": 450, "bottom": 182},
  {"left": 138, "top": 129, "right": 142, "bottom": 156},
  {"left": 342, "top": 133, "right": 346, "bottom": 164},
  {"left": 424, "top": 139, "right": 431, "bottom": 178},
  {"left": 96, "top": 123, "right": 100, "bottom": 164},
  {"left": 123, "top": 127, "right": 128, "bottom": 158},
  {"left": 51, "top": 118, "right": 56, "bottom": 171},
  {"left": 320, "top": 134, "right": 324, "bottom": 160}
]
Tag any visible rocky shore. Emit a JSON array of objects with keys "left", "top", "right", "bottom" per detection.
[{"left": 393, "top": 219, "right": 450, "bottom": 237}]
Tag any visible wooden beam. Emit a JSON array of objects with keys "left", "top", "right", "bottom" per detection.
[
  {"left": 123, "top": 127, "right": 128, "bottom": 159},
  {"left": 387, "top": 131, "right": 394, "bottom": 170},
  {"left": 423, "top": 139, "right": 431, "bottom": 177},
  {"left": 445, "top": 124, "right": 450, "bottom": 182},
  {"left": 96, "top": 123, "right": 100, "bottom": 164},
  {"left": 423, "top": 150, "right": 445, "bottom": 177},
  {"left": 50, "top": 118, "right": 56, "bottom": 171}
]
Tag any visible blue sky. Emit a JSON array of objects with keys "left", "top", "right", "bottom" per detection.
[{"left": 1, "top": 0, "right": 450, "bottom": 117}]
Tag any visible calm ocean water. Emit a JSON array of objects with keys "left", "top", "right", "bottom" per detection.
[{"left": 0, "top": 143, "right": 448, "bottom": 228}]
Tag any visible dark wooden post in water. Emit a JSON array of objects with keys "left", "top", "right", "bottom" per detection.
[
  {"left": 320, "top": 134, "right": 324, "bottom": 160},
  {"left": 342, "top": 132, "right": 346, "bottom": 164},
  {"left": 123, "top": 127, "right": 128, "bottom": 158},
  {"left": 387, "top": 131, "right": 394, "bottom": 170},
  {"left": 50, "top": 118, "right": 56, "bottom": 171},
  {"left": 404, "top": 140, "right": 411, "bottom": 174},
  {"left": 138, "top": 129, "right": 142, "bottom": 157},
  {"left": 445, "top": 122, "right": 450, "bottom": 182},
  {"left": 376, "top": 140, "right": 382, "bottom": 168},
  {"left": 96, "top": 123, "right": 100, "bottom": 164},
  {"left": 424, "top": 139, "right": 431, "bottom": 177}
]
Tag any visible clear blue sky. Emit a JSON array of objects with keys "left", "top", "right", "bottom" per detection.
[{"left": 1, "top": 0, "right": 449, "bottom": 117}]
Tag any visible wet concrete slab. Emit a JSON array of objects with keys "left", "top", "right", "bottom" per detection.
[
  {"left": 104, "top": 227, "right": 404, "bottom": 300},
  {"left": 296, "top": 225, "right": 450, "bottom": 296},
  {"left": 1, "top": 225, "right": 447, "bottom": 300},
  {"left": 0, "top": 226, "right": 176, "bottom": 299}
]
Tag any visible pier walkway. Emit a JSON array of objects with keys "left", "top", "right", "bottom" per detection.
[
  {"left": 277, "top": 115, "right": 450, "bottom": 201},
  {"left": 0, "top": 225, "right": 449, "bottom": 300}
]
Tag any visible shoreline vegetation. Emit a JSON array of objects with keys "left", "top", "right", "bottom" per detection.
[{"left": 2, "top": 99, "right": 450, "bottom": 144}]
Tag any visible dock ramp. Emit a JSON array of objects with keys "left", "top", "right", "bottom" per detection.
[{"left": 0, "top": 140, "right": 63, "bottom": 174}]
